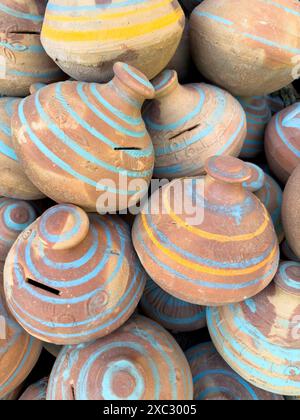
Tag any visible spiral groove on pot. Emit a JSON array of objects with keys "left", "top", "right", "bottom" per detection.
[
  {"left": 47, "top": 315, "right": 193, "bottom": 400},
  {"left": 4, "top": 206, "right": 147, "bottom": 344}
]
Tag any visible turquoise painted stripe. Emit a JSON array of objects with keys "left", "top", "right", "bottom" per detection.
[
  {"left": 0, "top": 3, "right": 43, "bottom": 21},
  {"left": 153, "top": 70, "right": 174, "bottom": 91},
  {"left": 282, "top": 104, "right": 300, "bottom": 129},
  {"left": 47, "top": 0, "right": 150, "bottom": 13},
  {"left": 55, "top": 83, "right": 153, "bottom": 159},
  {"left": 2, "top": 67, "right": 62, "bottom": 79},
  {"left": 0, "top": 138, "right": 17, "bottom": 161},
  {"left": 109, "top": 80, "right": 141, "bottom": 109},
  {"left": 275, "top": 112, "right": 300, "bottom": 157},
  {"left": 34, "top": 90, "right": 151, "bottom": 178},
  {"left": 123, "top": 63, "right": 153, "bottom": 90},
  {"left": 78, "top": 83, "right": 146, "bottom": 138},
  {"left": 0, "top": 41, "right": 43, "bottom": 53},
  {"left": 17, "top": 100, "right": 139, "bottom": 195},
  {"left": 145, "top": 84, "right": 205, "bottom": 131},
  {"left": 4, "top": 97, "right": 18, "bottom": 116},
  {"left": 4, "top": 204, "right": 35, "bottom": 231},
  {"left": 280, "top": 262, "right": 300, "bottom": 290},
  {"left": 264, "top": 0, "right": 300, "bottom": 17},
  {"left": 195, "top": 11, "right": 233, "bottom": 25}
]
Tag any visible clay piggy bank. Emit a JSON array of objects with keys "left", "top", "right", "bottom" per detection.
[
  {"left": 0, "top": 97, "right": 44, "bottom": 199},
  {"left": 190, "top": 0, "right": 300, "bottom": 96},
  {"left": 4, "top": 204, "right": 147, "bottom": 345},
  {"left": 265, "top": 103, "right": 300, "bottom": 184},
  {"left": 143, "top": 70, "right": 246, "bottom": 179},
  {"left": 186, "top": 342, "right": 284, "bottom": 400},
  {"left": 282, "top": 164, "right": 300, "bottom": 258},
  {"left": 0, "top": 0, "right": 64, "bottom": 96},
  {"left": 0, "top": 197, "right": 37, "bottom": 261},
  {"left": 132, "top": 156, "right": 280, "bottom": 306},
  {"left": 140, "top": 278, "right": 206, "bottom": 333},
  {"left": 47, "top": 315, "right": 193, "bottom": 400},
  {"left": 11, "top": 62, "right": 155, "bottom": 212},
  {"left": 41, "top": 0, "right": 184, "bottom": 83},
  {"left": 207, "top": 261, "right": 300, "bottom": 396}
]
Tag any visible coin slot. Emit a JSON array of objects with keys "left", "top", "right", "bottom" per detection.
[
  {"left": 70, "top": 385, "right": 76, "bottom": 400},
  {"left": 9, "top": 31, "right": 40, "bottom": 35},
  {"left": 26, "top": 278, "right": 61, "bottom": 296},
  {"left": 114, "top": 147, "right": 142, "bottom": 151},
  {"left": 169, "top": 124, "right": 201, "bottom": 140}
]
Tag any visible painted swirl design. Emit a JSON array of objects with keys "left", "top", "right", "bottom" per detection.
[
  {"left": 144, "top": 70, "right": 246, "bottom": 179},
  {"left": 239, "top": 96, "right": 271, "bottom": 158},
  {"left": 4, "top": 205, "right": 147, "bottom": 345},
  {"left": 41, "top": 0, "right": 185, "bottom": 82},
  {"left": 186, "top": 342, "right": 283, "bottom": 400},
  {"left": 12, "top": 63, "right": 155, "bottom": 212},
  {"left": 133, "top": 157, "right": 279, "bottom": 306},
  {"left": 47, "top": 315, "right": 193, "bottom": 400},
  {"left": 207, "top": 261, "right": 300, "bottom": 396},
  {"left": 140, "top": 278, "right": 206, "bottom": 332},
  {"left": 0, "top": 281, "right": 41, "bottom": 399},
  {"left": 0, "top": 0, "right": 47, "bottom": 32},
  {"left": 265, "top": 102, "right": 300, "bottom": 183},
  {"left": 0, "top": 197, "right": 36, "bottom": 261}
]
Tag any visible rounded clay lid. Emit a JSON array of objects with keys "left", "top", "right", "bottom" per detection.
[{"left": 205, "top": 156, "right": 252, "bottom": 184}]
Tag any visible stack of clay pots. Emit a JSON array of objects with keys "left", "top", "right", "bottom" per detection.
[{"left": 0, "top": 0, "right": 299, "bottom": 401}]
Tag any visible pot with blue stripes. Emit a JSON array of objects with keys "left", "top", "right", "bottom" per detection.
[
  {"left": 265, "top": 102, "right": 300, "bottom": 184},
  {"left": 46, "top": 315, "right": 193, "bottom": 400},
  {"left": 238, "top": 96, "right": 272, "bottom": 159},
  {"left": 0, "top": 97, "right": 44, "bottom": 199},
  {"left": 190, "top": 0, "right": 300, "bottom": 96},
  {"left": 282, "top": 163, "right": 300, "bottom": 259},
  {"left": 0, "top": 1, "right": 65, "bottom": 96},
  {"left": 41, "top": 0, "right": 185, "bottom": 83},
  {"left": 207, "top": 260, "right": 300, "bottom": 396},
  {"left": 3, "top": 204, "right": 147, "bottom": 345},
  {"left": 11, "top": 62, "right": 155, "bottom": 212},
  {"left": 0, "top": 263, "right": 42, "bottom": 399},
  {"left": 186, "top": 341, "right": 284, "bottom": 400},
  {"left": 0, "top": 197, "right": 37, "bottom": 262},
  {"left": 143, "top": 70, "right": 246, "bottom": 179},
  {"left": 132, "top": 156, "right": 280, "bottom": 306}
]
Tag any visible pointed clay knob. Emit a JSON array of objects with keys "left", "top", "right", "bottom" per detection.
[
  {"left": 274, "top": 261, "right": 300, "bottom": 296},
  {"left": 113, "top": 62, "right": 155, "bottom": 100},
  {"left": 205, "top": 156, "right": 252, "bottom": 184},
  {"left": 37, "top": 204, "right": 89, "bottom": 251},
  {"left": 242, "top": 163, "right": 266, "bottom": 192}
]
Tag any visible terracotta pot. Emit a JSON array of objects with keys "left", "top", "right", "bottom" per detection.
[
  {"left": 0, "top": 384, "right": 22, "bottom": 400},
  {"left": 43, "top": 342, "right": 62, "bottom": 358},
  {"left": 143, "top": 70, "right": 246, "bottom": 179},
  {"left": 140, "top": 278, "right": 206, "bottom": 333},
  {"left": 0, "top": 1, "right": 64, "bottom": 96},
  {"left": 41, "top": 0, "right": 184, "bottom": 83},
  {"left": 0, "top": 97, "right": 44, "bottom": 199},
  {"left": 243, "top": 163, "right": 284, "bottom": 243},
  {"left": 239, "top": 97, "right": 271, "bottom": 159},
  {"left": 282, "top": 164, "right": 300, "bottom": 258},
  {"left": 12, "top": 62, "right": 155, "bottom": 212},
  {"left": 190, "top": 0, "right": 300, "bottom": 96},
  {"left": 19, "top": 377, "right": 48, "bottom": 400},
  {"left": 166, "top": 19, "right": 192, "bottom": 82},
  {"left": 4, "top": 204, "right": 147, "bottom": 345},
  {"left": 207, "top": 260, "right": 300, "bottom": 396},
  {"left": 0, "top": 264, "right": 42, "bottom": 399},
  {"left": 186, "top": 342, "right": 284, "bottom": 400},
  {"left": 265, "top": 103, "right": 300, "bottom": 184},
  {"left": 132, "top": 156, "right": 280, "bottom": 306},
  {"left": 0, "top": 197, "right": 37, "bottom": 262},
  {"left": 46, "top": 315, "right": 193, "bottom": 400}
]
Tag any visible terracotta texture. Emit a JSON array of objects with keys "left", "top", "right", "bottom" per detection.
[
  {"left": 265, "top": 103, "right": 300, "bottom": 184},
  {"left": 47, "top": 315, "right": 193, "bottom": 400},
  {"left": 19, "top": 377, "right": 48, "bottom": 400},
  {"left": 41, "top": 0, "right": 184, "bottom": 83},
  {"left": 132, "top": 156, "right": 280, "bottom": 306},
  {"left": 0, "top": 1, "right": 64, "bottom": 96},
  {"left": 12, "top": 62, "right": 155, "bottom": 212},
  {"left": 0, "top": 264, "right": 42, "bottom": 399},
  {"left": 140, "top": 278, "right": 206, "bottom": 332},
  {"left": 166, "top": 19, "right": 191, "bottom": 82},
  {"left": 239, "top": 96, "right": 271, "bottom": 159},
  {"left": 190, "top": 0, "right": 300, "bottom": 96},
  {"left": 4, "top": 204, "right": 147, "bottom": 345},
  {"left": 186, "top": 342, "right": 284, "bottom": 400},
  {"left": 143, "top": 70, "right": 246, "bottom": 179},
  {"left": 282, "top": 164, "right": 300, "bottom": 258},
  {"left": 207, "top": 261, "right": 300, "bottom": 396},
  {"left": 243, "top": 163, "right": 284, "bottom": 243},
  {"left": 0, "top": 197, "right": 36, "bottom": 262},
  {"left": 0, "top": 384, "right": 22, "bottom": 400},
  {"left": 0, "top": 97, "right": 44, "bottom": 199}
]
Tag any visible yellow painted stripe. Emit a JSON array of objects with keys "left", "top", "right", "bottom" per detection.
[
  {"left": 45, "top": 0, "right": 173, "bottom": 22},
  {"left": 141, "top": 212, "right": 278, "bottom": 276},
  {"left": 42, "top": 9, "right": 182, "bottom": 42},
  {"left": 163, "top": 189, "right": 270, "bottom": 243}
]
